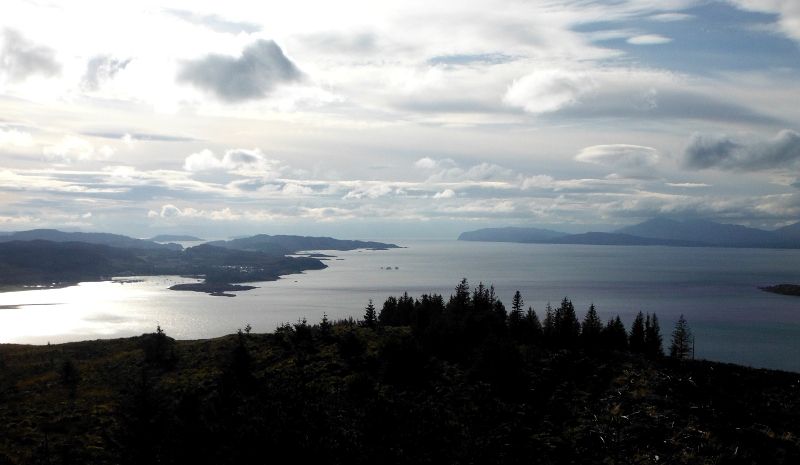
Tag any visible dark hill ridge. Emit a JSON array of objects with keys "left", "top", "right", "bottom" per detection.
[
  {"left": 207, "top": 234, "right": 400, "bottom": 254},
  {"left": 458, "top": 226, "right": 568, "bottom": 242},
  {"left": 460, "top": 218, "right": 800, "bottom": 249},
  {"left": 615, "top": 218, "right": 795, "bottom": 247},
  {"left": 0, "top": 229, "right": 181, "bottom": 250}
]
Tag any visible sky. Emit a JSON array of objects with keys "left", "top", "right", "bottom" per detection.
[{"left": 0, "top": 0, "right": 799, "bottom": 239}]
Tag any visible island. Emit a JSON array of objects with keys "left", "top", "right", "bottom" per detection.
[
  {"left": 760, "top": 284, "right": 800, "bottom": 297},
  {"left": 169, "top": 282, "right": 258, "bottom": 297}
]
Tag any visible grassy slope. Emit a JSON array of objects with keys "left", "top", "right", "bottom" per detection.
[{"left": 1, "top": 327, "right": 799, "bottom": 464}]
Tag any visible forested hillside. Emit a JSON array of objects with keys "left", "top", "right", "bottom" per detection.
[{"left": 1, "top": 279, "right": 798, "bottom": 464}]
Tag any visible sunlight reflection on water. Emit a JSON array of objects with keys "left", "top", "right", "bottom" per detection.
[{"left": 1, "top": 241, "right": 799, "bottom": 371}]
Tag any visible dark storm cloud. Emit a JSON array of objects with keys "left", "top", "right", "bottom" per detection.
[
  {"left": 166, "top": 9, "right": 262, "bottom": 35},
  {"left": 0, "top": 29, "right": 61, "bottom": 82},
  {"left": 82, "top": 56, "right": 132, "bottom": 91},
  {"left": 683, "top": 130, "right": 800, "bottom": 171},
  {"left": 177, "top": 40, "right": 303, "bottom": 102}
]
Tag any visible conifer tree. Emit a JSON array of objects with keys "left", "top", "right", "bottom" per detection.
[
  {"left": 508, "top": 291, "right": 524, "bottom": 340},
  {"left": 320, "top": 312, "right": 333, "bottom": 342},
  {"left": 644, "top": 313, "right": 663, "bottom": 357},
  {"left": 554, "top": 297, "right": 580, "bottom": 348},
  {"left": 629, "top": 311, "right": 646, "bottom": 353},
  {"left": 669, "top": 314, "right": 693, "bottom": 359},
  {"left": 362, "top": 300, "right": 377, "bottom": 329},
  {"left": 451, "top": 278, "right": 471, "bottom": 312},
  {"left": 523, "top": 306, "right": 542, "bottom": 344},
  {"left": 542, "top": 302, "right": 555, "bottom": 344},
  {"left": 580, "top": 303, "right": 603, "bottom": 348},
  {"left": 601, "top": 316, "right": 628, "bottom": 351}
]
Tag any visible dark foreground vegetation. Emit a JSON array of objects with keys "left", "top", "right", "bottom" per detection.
[{"left": 1, "top": 280, "right": 799, "bottom": 464}]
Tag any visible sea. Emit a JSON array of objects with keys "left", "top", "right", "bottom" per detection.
[{"left": 1, "top": 240, "right": 799, "bottom": 373}]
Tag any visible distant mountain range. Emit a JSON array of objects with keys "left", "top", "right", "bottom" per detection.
[
  {"left": 0, "top": 229, "right": 181, "bottom": 250},
  {"left": 459, "top": 219, "right": 800, "bottom": 249}
]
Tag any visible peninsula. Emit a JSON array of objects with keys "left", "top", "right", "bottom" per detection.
[{"left": 0, "top": 230, "right": 399, "bottom": 294}]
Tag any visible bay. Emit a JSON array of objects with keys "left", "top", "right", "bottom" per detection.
[{"left": 1, "top": 240, "right": 799, "bottom": 372}]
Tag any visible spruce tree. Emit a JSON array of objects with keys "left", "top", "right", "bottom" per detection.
[
  {"left": 629, "top": 311, "right": 646, "bottom": 353},
  {"left": 320, "top": 312, "right": 333, "bottom": 342},
  {"left": 523, "top": 306, "right": 542, "bottom": 344},
  {"left": 601, "top": 316, "right": 628, "bottom": 351},
  {"left": 580, "top": 303, "right": 603, "bottom": 348},
  {"left": 644, "top": 313, "right": 663, "bottom": 357},
  {"left": 554, "top": 297, "right": 580, "bottom": 348},
  {"left": 542, "top": 303, "right": 555, "bottom": 345},
  {"left": 508, "top": 291, "right": 524, "bottom": 340},
  {"left": 362, "top": 300, "right": 377, "bottom": 329},
  {"left": 669, "top": 314, "right": 693, "bottom": 359}
]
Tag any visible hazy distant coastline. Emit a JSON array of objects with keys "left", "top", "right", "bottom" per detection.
[{"left": 459, "top": 218, "right": 800, "bottom": 249}]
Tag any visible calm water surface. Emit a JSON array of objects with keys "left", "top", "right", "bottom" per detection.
[{"left": 1, "top": 241, "right": 799, "bottom": 372}]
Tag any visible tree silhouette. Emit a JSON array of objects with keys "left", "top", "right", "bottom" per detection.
[
  {"left": 669, "top": 314, "right": 693, "bottom": 359},
  {"left": 644, "top": 313, "right": 663, "bottom": 357},
  {"left": 602, "top": 316, "right": 628, "bottom": 351},
  {"left": 554, "top": 297, "right": 580, "bottom": 348},
  {"left": 629, "top": 312, "right": 646, "bottom": 353},
  {"left": 508, "top": 291, "right": 524, "bottom": 341},
  {"left": 542, "top": 303, "right": 555, "bottom": 344},
  {"left": 362, "top": 300, "right": 377, "bottom": 329},
  {"left": 580, "top": 303, "right": 603, "bottom": 349},
  {"left": 522, "top": 306, "right": 542, "bottom": 344},
  {"left": 319, "top": 312, "right": 333, "bottom": 342}
]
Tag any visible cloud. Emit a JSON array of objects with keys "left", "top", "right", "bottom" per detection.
[
  {"left": 0, "top": 128, "right": 34, "bottom": 147},
  {"left": 343, "top": 183, "right": 395, "bottom": 200},
  {"left": 427, "top": 54, "right": 515, "bottom": 66},
  {"left": 426, "top": 162, "right": 514, "bottom": 183},
  {"left": 177, "top": 39, "right": 303, "bottom": 102},
  {"left": 503, "top": 70, "right": 596, "bottom": 114},
  {"left": 148, "top": 204, "right": 240, "bottom": 220},
  {"left": 43, "top": 136, "right": 109, "bottom": 163},
  {"left": 648, "top": 13, "right": 695, "bottom": 21},
  {"left": 433, "top": 189, "right": 455, "bottom": 198},
  {"left": 0, "top": 29, "right": 60, "bottom": 82},
  {"left": 82, "top": 132, "right": 198, "bottom": 142},
  {"left": 298, "top": 32, "right": 377, "bottom": 54},
  {"left": 729, "top": 0, "right": 800, "bottom": 44},
  {"left": 414, "top": 157, "right": 457, "bottom": 170},
  {"left": 683, "top": 130, "right": 800, "bottom": 171},
  {"left": 282, "top": 183, "right": 314, "bottom": 196},
  {"left": 627, "top": 34, "right": 673, "bottom": 45},
  {"left": 183, "top": 148, "right": 281, "bottom": 173},
  {"left": 576, "top": 144, "right": 659, "bottom": 168},
  {"left": 166, "top": 9, "right": 261, "bottom": 35},
  {"left": 81, "top": 55, "right": 132, "bottom": 91}
]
